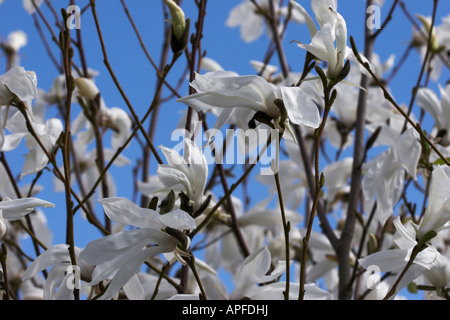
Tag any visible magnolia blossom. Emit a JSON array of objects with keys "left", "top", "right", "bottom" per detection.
[
  {"left": 177, "top": 70, "right": 320, "bottom": 138},
  {"left": 0, "top": 197, "right": 54, "bottom": 240},
  {"left": 362, "top": 128, "right": 421, "bottom": 225},
  {"left": 138, "top": 138, "right": 208, "bottom": 211},
  {"left": 171, "top": 246, "right": 332, "bottom": 300},
  {"left": 1, "top": 108, "right": 63, "bottom": 177},
  {"left": 22, "top": 0, "right": 43, "bottom": 15},
  {"left": 417, "top": 165, "right": 450, "bottom": 239},
  {"left": 229, "top": 246, "right": 332, "bottom": 300},
  {"left": 79, "top": 197, "right": 196, "bottom": 300},
  {"left": 226, "top": 0, "right": 305, "bottom": 43},
  {"left": 0, "top": 30, "right": 27, "bottom": 68},
  {"left": 359, "top": 217, "right": 446, "bottom": 299},
  {"left": 72, "top": 77, "right": 132, "bottom": 151},
  {"left": 21, "top": 244, "right": 94, "bottom": 300},
  {"left": 0, "top": 66, "right": 37, "bottom": 107},
  {"left": 291, "top": 0, "right": 372, "bottom": 80},
  {"left": 416, "top": 83, "right": 450, "bottom": 146}
]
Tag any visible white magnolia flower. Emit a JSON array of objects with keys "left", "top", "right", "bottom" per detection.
[
  {"left": 23, "top": 0, "right": 43, "bottom": 15},
  {"left": 21, "top": 244, "right": 94, "bottom": 300},
  {"left": 79, "top": 197, "right": 196, "bottom": 300},
  {"left": 229, "top": 246, "right": 332, "bottom": 300},
  {"left": 0, "top": 197, "right": 54, "bottom": 240},
  {"left": 177, "top": 70, "right": 320, "bottom": 136},
  {"left": 291, "top": 0, "right": 372, "bottom": 80},
  {"left": 1, "top": 30, "right": 27, "bottom": 68},
  {"left": 417, "top": 165, "right": 450, "bottom": 239},
  {"left": 226, "top": 0, "right": 305, "bottom": 43},
  {"left": 1, "top": 108, "right": 63, "bottom": 177},
  {"left": 138, "top": 138, "right": 208, "bottom": 211},
  {"left": 416, "top": 84, "right": 450, "bottom": 146},
  {"left": 359, "top": 217, "right": 445, "bottom": 299},
  {"left": 0, "top": 66, "right": 38, "bottom": 106},
  {"left": 72, "top": 105, "right": 132, "bottom": 151},
  {"left": 362, "top": 128, "right": 421, "bottom": 225}
]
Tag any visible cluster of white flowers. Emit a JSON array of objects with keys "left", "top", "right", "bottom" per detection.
[{"left": 0, "top": 0, "right": 449, "bottom": 301}]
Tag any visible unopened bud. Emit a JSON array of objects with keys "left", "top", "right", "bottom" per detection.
[
  {"left": 367, "top": 233, "right": 378, "bottom": 254},
  {"left": 164, "top": 0, "right": 186, "bottom": 41},
  {"left": 416, "top": 15, "right": 439, "bottom": 52},
  {"left": 74, "top": 77, "right": 99, "bottom": 101}
]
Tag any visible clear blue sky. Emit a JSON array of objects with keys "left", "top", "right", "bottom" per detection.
[{"left": 1, "top": 0, "right": 449, "bottom": 299}]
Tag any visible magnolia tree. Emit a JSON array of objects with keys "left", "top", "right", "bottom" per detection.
[{"left": 0, "top": 0, "right": 449, "bottom": 301}]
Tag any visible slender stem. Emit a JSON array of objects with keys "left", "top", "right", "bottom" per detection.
[
  {"left": 61, "top": 5, "right": 79, "bottom": 299},
  {"left": 88, "top": 0, "right": 163, "bottom": 165},
  {"left": 401, "top": 0, "right": 438, "bottom": 133},
  {"left": 274, "top": 168, "right": 290, "bottom": 300},
  {"left": 267, "top": 0, "right": 290, "bottom": 78},
  {"left": 299, "top": 85, "right": 333, "bottom": 300},
  {"left": 185, "top": 0, "right": 207, "bottom": 134},
  {"left": 383, "top": 247, "right": 419, "bottom": 300}
]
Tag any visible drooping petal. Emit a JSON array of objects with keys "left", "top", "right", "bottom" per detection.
[
  {"left": 0, "top": 197, "right": 54, "bottom": 220},
  {"left": 358, "top": 249, "right": 408, "bottom": 273},
  {"left": 290, "top": 1, "right": 318, "bottom": 37},
  {"left": 21, "top": 244, "right": 70, "bottom": 281},
  {"left": 277, "top": 86, "right": 320, "bottom": 128},
  {"left": 0, "top": 66, "right": 38, "bottom": 105},
  {"left": 416, "top": 88, "right": 443, "bottom": 129},
  {"left": 97, "top": 246, "right": 169, "bottom": 300},
  {"left": 231, "top": 246, "right": 271, "bottom": 299},
  {"left": 80, "top": 228, "right": 174, "bottom": 265},
  {"left": 99, "top": 197, "right": 162, "bottom": 229},
  {"left": 159, "top": 208, "right": 196, "bottom": 231}
]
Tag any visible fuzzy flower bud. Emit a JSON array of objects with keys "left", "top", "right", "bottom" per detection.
[
  {"left": 74, "top": 77, "right": 99, "bottom": 101},
  {"left": 164, "top": 0, "right": 186, "bottom": 41}
]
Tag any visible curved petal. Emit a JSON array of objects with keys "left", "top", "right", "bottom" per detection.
[
  {"left": 278, "top": 86, "right": 320, "bottom": 128},
  {"left": 22, "top": 244, "right": 70, "bottom": 281},
  {"left": 80, "top": 228, "right": 175, "bottom": 265},
  {"left": 0, "top": 197, "right": 55, "bottom": 220},
  {"left": 98, "top": 197, "right": 162, "bottom": 229}
]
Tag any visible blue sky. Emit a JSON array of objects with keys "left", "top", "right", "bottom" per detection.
[{"left": 1, "top": 0, "right": 449, "bottom": 299}]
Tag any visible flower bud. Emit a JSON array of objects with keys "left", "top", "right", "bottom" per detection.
[
  {"left": 164, "top": 0, "right": 186, "bottom": 41},
  {"left": 416, "top": 15, "right": 439, "bottom": 52},
  {"left": 74, "top": 77, "right": 99, "bottom": 101},
  {"left": 164, "top": 0, "right": 190, "bottom": 52}
]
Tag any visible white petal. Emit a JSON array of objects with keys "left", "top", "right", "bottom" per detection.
[
  {"left": 159, "top": 209, "right": 196, "bottom": 231},
  {"left": 231, "top": 247, "right": 271, "bottom": 298},
  {"left": 22, "top": 244, "right": 70, "bottom": 281},
  {"left": 417, "top": 87, "right": 443, "bottom": 129},
  {"left": 98, "top": 246, "right": 168, "bottom": 300},
  {"left": 358, "top": 249, "right": 407, "bottom": 273},
  {"left": 80, "top": 228, "right": 174, "bottom": 265},
  {"left": 99, "top": 197, "right": 162, "bottom": 229},
  {"left": 290, "top": 1, "right": 318, "bottom": 37},
  {"left": 278, "top": 86, "right": 320, "bottom": 128},
  {"left": 0, "top": 197, "right": 54, "bottom": 220}
]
